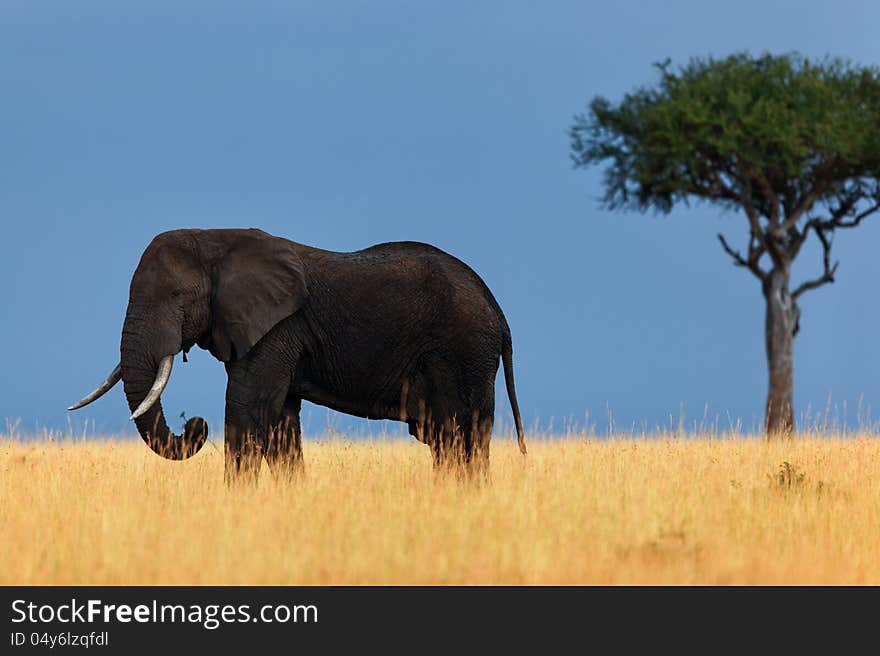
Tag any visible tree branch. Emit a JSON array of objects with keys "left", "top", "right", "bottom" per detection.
[
  {"left": 717, "top": 233, "right": 748, "bottom": 266},
  {"left": 836, "top": 199, "right": 880, "bottom": 228},
  {"left": 790, "top": 194, "right": 878, "bottom": 299},
  {"left": 717, "top": 233, "right": 768, "bottom": 282},
  {"left": 735, "top": 170, "right": 789, "bottom": 266},
  {"left": 787, "top": 223, "right": 810, "bottom": 260},
  {"left": 804, "top": 193, "right": 880, "bottom": 236},
  {"left": 778, "top": 186, "right": 823, "bottom": 235},
  {"left": 753, "top": 172, "right": 781, "bottom": 227},
  {"left": 792, "top": 224, "right": 839, "bottom": 299},
  {"left": 819, "top": 191, "right": 860, "bottom": 229},
  {"left": 704, "top": 166, "right": 741, "bottom": 203},
  {"left": 737, "top": 181, "right": 766, "bottom": 238}
]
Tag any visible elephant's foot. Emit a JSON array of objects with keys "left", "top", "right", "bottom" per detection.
[
  {"left": 223, "top": 430, "right": 264, "bottom": 485},
  {"left": 266, "top": 455, "right": 305, "bottom": 481}
]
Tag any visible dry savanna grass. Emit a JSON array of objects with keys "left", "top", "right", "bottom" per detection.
[{"left": 2, "top": 433, "right": 880, "bottom": 585}]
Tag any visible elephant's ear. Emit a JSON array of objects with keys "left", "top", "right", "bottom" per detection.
[{"left": 208, "top": 235, "right": 309, "bottom": 362}]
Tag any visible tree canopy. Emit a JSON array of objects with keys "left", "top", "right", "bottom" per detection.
[{"left": 571, "top": 53, "right": 880, "bottom": 286}]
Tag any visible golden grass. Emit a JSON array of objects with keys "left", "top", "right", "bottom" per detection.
[{"left": 2, "top": 434, "right": 880, "bottom": 585}]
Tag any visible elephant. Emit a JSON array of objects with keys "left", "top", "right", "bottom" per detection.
[{"left": 69, "top": 228, "right": 527, "bottom": 479}]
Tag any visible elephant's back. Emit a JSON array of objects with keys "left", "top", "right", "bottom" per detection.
[
  {"left": 362, "top": 240, "right": 502, "bottom": 296},
  {"left": 346, "top": 241, "right": 511, "bottom": 341},
  {"left": 346, "top": 240, "right": 457, "bottom": 269}
]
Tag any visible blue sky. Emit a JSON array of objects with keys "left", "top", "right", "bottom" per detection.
[{"left": 2, "top": 1, "right": 879, "bottom": 438}]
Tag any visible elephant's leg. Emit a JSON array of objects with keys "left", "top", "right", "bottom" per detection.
[
  {"left": 470, "top": 414, "right": 493, "bottom": 479},
  {"left": 265, "top": 397, "right": 304, "bottom": 478},
  {"left": 224, "top": 419, "right": 263, "bottom": 484},
  {"left": 424, "top": 413, "right": 446, "bottom": 469},
  {"left": 431, "top": 414, "right": 468, "bottom": 472},
  {"left": 433, "top": 386, "right": 495, "bottom": 477},
  {"left": 469, "top": 385, "right": 496, "bottom": 478},
  {"left": 429, "top": 424, "right": 446, "bottom": 469},
  {"left": 223, "top": 355, "right": 292, "bottom": 484},
  {"left": 456, "top": 410, "right": 489, "bottom": 478}
]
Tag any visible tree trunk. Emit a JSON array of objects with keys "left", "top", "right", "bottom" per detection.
[{"left": 763, "top": 266, "right": 799, "bottom": 438}]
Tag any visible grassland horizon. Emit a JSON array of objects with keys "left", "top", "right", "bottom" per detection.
[{"left": 2, "top": 432, "right": 879, "bottom": 585}]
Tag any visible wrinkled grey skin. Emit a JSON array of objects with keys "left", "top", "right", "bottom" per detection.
[{"left": 73, "top": 228, "right": 526, "bottom": 480}]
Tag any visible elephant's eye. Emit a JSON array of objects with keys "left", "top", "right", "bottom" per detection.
[{"left": 171, "top": 289, "right": 183, "bottom": 298}]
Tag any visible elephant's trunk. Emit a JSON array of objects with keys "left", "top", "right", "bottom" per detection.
[{"left": 121, "top": 325, "right": 207, "bottom": 460}]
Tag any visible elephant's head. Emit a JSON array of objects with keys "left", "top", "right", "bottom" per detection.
[{"left": 69, "top": 228, "right": 309, "bottom": 459}]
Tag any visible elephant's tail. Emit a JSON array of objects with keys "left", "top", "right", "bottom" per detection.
[{"left": 502, "top": 332, "right": 527, "bottom": 455}]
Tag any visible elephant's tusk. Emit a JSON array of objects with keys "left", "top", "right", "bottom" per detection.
[
  {"left": 129, "top": 355, "right": 174, "bottom": 420},
  {"left": 68, "top": 363, "right": 123, "bottom": 411}
]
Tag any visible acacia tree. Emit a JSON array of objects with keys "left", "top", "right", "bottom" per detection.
[{"left": 571, "top": 53, "right": 880, "bottom": 436}]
